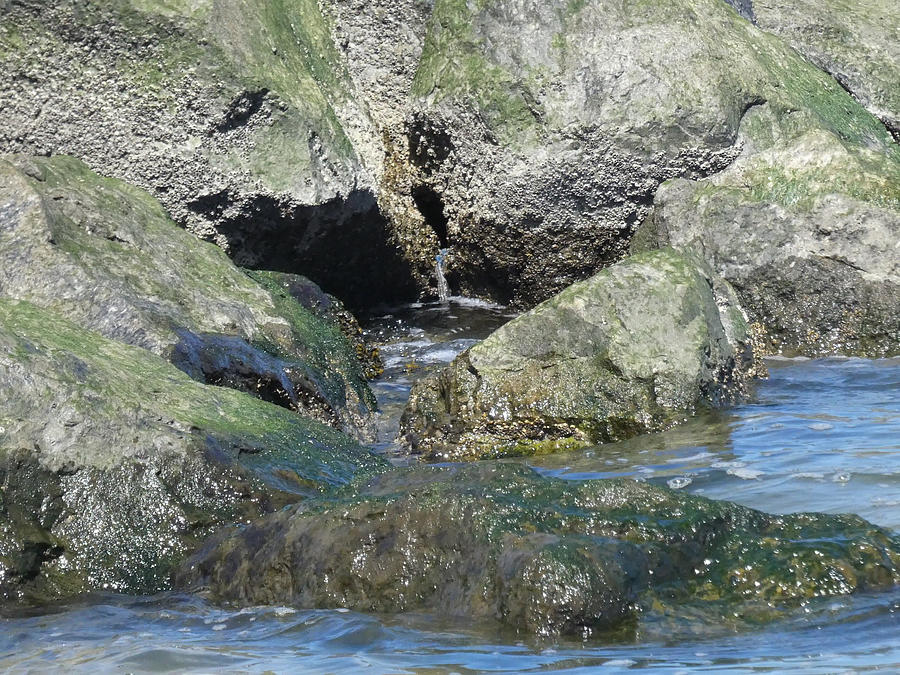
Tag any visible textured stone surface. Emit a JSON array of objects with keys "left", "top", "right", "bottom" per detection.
[
  {"left": 401, "top": 249, "right": 757, "bottom": 460},
  {"left": 753, "top": 0, "right": 899, "bottom": 139},
  {"left": 0, "top": 0, "right": 418, "bottom": 307},
  {"left": 635, "top": 100, "right": 900, "bottom": 357},
  {"left": 0, "top": 299, "right": 386, "bottom": 604},
  {"left": 0, "top": 154, "right": 376, "bottom": 438},
  {"left": 395, "top": 0, "right": 899, "bottom": 311},
  {"left": 177, "top": 463, "right": 900, "bottom": 637}
]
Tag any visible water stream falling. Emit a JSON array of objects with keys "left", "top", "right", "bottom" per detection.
[{"left": 435, "top": 248, "right": 450, "bottom": 303}]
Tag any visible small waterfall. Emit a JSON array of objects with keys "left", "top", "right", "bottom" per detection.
[{"left": 435, "top": 248, "right": 450, "bottom": 303}]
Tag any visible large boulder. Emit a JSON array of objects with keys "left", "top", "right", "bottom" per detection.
[
  {"left": 0, "top": 299, "right": 386, "bottom": 605},
  {"left": 752, "top": 0, "right": 899, "bottom": 139},
  {"left": 0, "top": 154, "right": 376, "bottom": 439},
  {"left": 0, "top": 0, "right": 417, "bottom": 306},
  {"left": 176, "top": 463, "right": 900, "bottom": 638},
  {"left": 634, "top": 97, "right": 900, "bottom": 357},
  {"left": 394, "top": 0, "right": 899, "bottom": 310},
  {"left": 401, "top": 249, "right": 757, "bottom": 460}
]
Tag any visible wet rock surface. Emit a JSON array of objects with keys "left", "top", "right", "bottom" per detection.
[
  {"left": 0, "top": 154, "right": 376, "bottom": 439},
  {"left": 0, "top": 300, "right": 386, "bottom": 604},
  {"left": 176, "top": 462, "right": 900, "bottom": 637},
  {"left": 401, "top": 249, "right": 757, "bottom": 460}
]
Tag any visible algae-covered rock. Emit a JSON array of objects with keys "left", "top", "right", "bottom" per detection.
[
  {"left": 0, "top": 299, "right": 386, "bottom": 604},
  {"left": 0, "top": 154, "right": 376, "bottom": 439},
  {"left": 400, "top": 249, "right": 756, "bottom": 460},
  {"left": 400, "top": 0, "right": 899, "bottom": 309},
  {"left": 248, "top": 270, "right": 384, "bottom": 380},
  {"left": 636, "top": 102, "right": 900, "bottom": 357},
  {"left": 753, "top": 0, "right": 899, "bottom": 139},
  {"left": 176, "top": 463, "right": 900, "bottom": 637},
  {"left": 0, "top": 0, "right": 417, "bottom": 306}
]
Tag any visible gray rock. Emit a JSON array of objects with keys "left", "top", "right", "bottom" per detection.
[
  {"left": 0, "top": 299, "right": 386, "bottom": 604},
  {"left": 0, "top": 154, "right": 377, "bottom": 439},
  {"left": 0, "top": 0, "right": 417, "bottom": 307},
  {"left": 752, "top": 0, "right": 899, "bottom": 139},
  {"left": 636, "top": 102, "right": 900, "bottom": 357},
  {"left": 393, "top": 0, "right": 899, "bottom": 312},
  {"left": 176, "top": 462, "right": 900, "bottom": 637},
  {"left": 400, "top": 249, "right": 758, "bottom": 460}
]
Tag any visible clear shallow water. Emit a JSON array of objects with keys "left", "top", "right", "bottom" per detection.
[{"left": 2, "top": 301, "right": 898, "bottom": 673}]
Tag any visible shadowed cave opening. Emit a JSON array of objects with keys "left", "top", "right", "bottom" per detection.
[{"left": 187, "top": 188, "right": 419, "bottom": 312}]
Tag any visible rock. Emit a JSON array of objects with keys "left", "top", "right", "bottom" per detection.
[
  {"left": 248, "top": 271, "right": 384, "bottom": 379},
  {"left": 752, "top": 0, "right": 900, "bottom": 140},
  {"left": 635, "top": 100, "right": 900, "bottom": 357},
  {"left": 175, "top": 463, "right": 900, "bottom": 637},
  {"left": 400, "top": 249, "right": 757, "bottom": 460},
  {"left": 0, "top": 154, "right": 376, "bottom": 439},
  {"left": 0, "top": 299, "right": 386, "bottom": 604},
  {"left": 394, "top": 0, "right": 899, "bottom": 310},
  {"left": 0, "top": 0, "right": 417, "bottom": 307}
]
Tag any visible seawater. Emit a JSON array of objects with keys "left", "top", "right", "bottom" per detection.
[{"left": 3, "top": 301, "right": 898, "bottom": 673}]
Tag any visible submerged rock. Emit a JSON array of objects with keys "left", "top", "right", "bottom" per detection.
[
  {"left": 176, "top": 463, "right": 900, "bottom": 637},
  {"left": 401, "top": 249, "right": 756, "bottom": 460},
  {"left": 0, "top": 154, "right": 376, "bottom": 440},
  {"left": 0, "top": 300, "right": 386, "bottom": 604}
]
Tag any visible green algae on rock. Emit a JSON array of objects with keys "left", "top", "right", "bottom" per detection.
[
  {"left": 175, "top": 463, "right": 900, "bottom": 637},
  {"left": 400, "top": 249, "right": 757, "bottom": 460},
  {"left": 0, "top": 299, "right": 386, "bottom": 605},
  {"left": 752, "top": 0, "right": 899, "bottom": 140},
  {"left": 635, "top": 102, "right": 900, "bottom": 357},
  {"left": 0, "top": 154, "right": 376, "bottom": 439},
  {"left": 400, "top": 0, "right": 900, "bottom": 311}
]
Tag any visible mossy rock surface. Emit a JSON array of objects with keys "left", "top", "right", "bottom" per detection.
[
  {"left": 0, "top": 154, "right": 375, "bottom": 439},
  {"left": 176, "top": 462, "right": 900, "bottom": 637},
  {"left": 635, "top": 103, "right": 900, "bottom": 357},
  {"left": 402, "top": 0, "right": 899, "bottom": 314},
  {"left": 0, "top": 299, "right": 386, "bottom": 604},
  {"left": 400, "top": 249, "right": 758, "bottom": 460},
  {"left": 753, "top": 0, "right": 899, "bottom": 139}
]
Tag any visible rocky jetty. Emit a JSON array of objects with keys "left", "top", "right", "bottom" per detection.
[
  {"left": 177, "top": 463, "right": 900, "bottom": 637},
  {"left": 401, "top": 249, "right": 757, "bottom": 460},
  {"left": 1, "top": 0, "right": 898, "bottom": 638}
]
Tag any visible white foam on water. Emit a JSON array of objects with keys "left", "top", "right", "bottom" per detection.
[{"left": 727, "top": 467, "right": 764, "bottom": 480}]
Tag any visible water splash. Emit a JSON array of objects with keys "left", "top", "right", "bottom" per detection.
[{"left": 435, "top": 248, "right": 450, "bottom": 303}]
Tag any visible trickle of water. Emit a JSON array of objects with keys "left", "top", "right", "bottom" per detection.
[{"left": 435, "top": 248, "right": 450, "bottom": 303}]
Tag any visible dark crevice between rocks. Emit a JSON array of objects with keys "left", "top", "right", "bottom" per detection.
[
  {"left": 407, "top": 114, "right": 455, "bottom": 176},
  {"left": 185, "top": 189, "right": 419, "bottom": 312},
  {"left": 412, "top": 184, "right": 449, "bottom": 248},
  {"left": 721, "top": 0, "right": 754, "bottom": 23}
]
